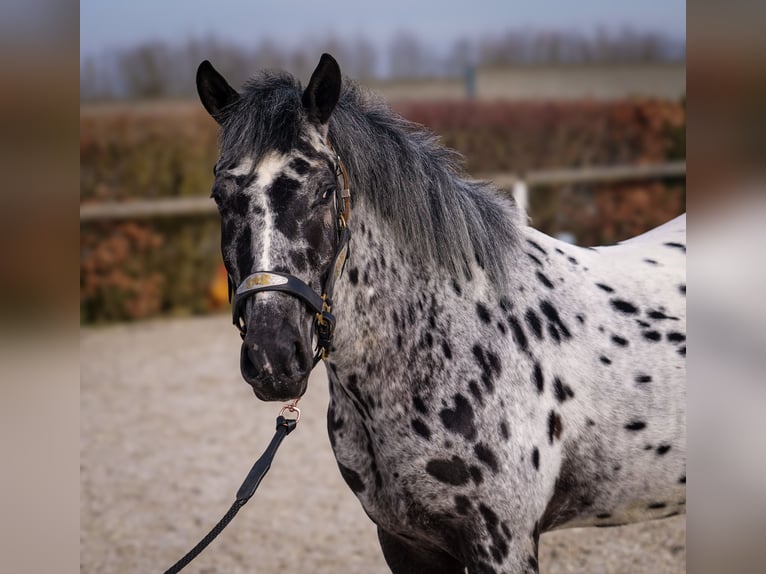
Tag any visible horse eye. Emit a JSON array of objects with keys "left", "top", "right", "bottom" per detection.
[
  {"left": 210, "top": 183, "right": 224, "bottom": 205},
  {"left": 321, "top": 185, "right": 336, "bottom": 201}
]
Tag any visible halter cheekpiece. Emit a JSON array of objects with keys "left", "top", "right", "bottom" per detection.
[{"left": 228, "top": 142, "right": 351, "bottom": 365}]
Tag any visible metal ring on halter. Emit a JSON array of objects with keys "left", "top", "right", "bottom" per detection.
[{"left": 279, "top": 402, "right": 301, "bottom": 423}]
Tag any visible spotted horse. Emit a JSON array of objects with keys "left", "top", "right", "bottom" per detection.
[{"left": 196, "top": 54, "right": 686, "bottom": 573}]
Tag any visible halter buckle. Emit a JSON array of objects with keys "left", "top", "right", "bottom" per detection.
[{"left": 279, "top": 399, "right": 301, "bottom": 423}]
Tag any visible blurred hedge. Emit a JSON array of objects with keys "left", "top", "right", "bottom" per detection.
[{"left": 80, "top": 99, "right": 685, "bottom": 323}]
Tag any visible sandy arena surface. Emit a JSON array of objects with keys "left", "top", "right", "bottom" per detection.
[{"left": 81, "top": 315, "right": 685, "bottom": 573}]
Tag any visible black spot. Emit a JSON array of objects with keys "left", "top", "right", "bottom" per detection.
[
  {"left": 531, "top": 447, "right": 540, "bottom": 470},
  {"left": 611, "top": 335, "right": 629, "bottom": 347},
  {"left": 547, "top": 411, "right": 563, "bottom": 444},
  {"left": 625, "top": 421, "right": 647, "bottom": 431},
  {"left": 540, "top": 300, "right": 571, "bottom": 342},
  {"left": 412, "top": 395, "right": 427, "bottom": 414},
  {"left": 644, "top": 444, "right": 654, "bottom": 450},
  {"left": 473, "top": 344, "right": 502, "bottom": 392},
  {"left": 289, "top": 250, "right": 307, "bottom": 270},
  {"left": 586, "top": 418, "right": 596, "bottom": 426},
  {"left": 647, "top": 309, "right": 679, "bottom": 321},
  {"left": 479, "top": 504, "right": 509, "bottom": 563},
  {"left": 596, "top": 513, "right": 612, "bottom": 519},
  {"left": 507, "top": 316, "right": 528, "bottom": 353},
  {"left": 454, "top": 495, "right": 472, "bottom": 515},
  {"left": 348, "top": 267, "right": 359, "bottom": 285},
  {"left": 679, "top": 475, "right": 686, "bottom": 484},
  {"left": 289, "top": 157, "right": 311, "bottom": 175},
  {"left": 636, "top": 319, "right": 651, "bottom": 328},
  {"left": 568, "top": 256, "right": 578, "bottom": 265},
  {"left": 527, "top": 239, "right": 547, "bottom": 255},
  {"left": 600, "top": 355, "right": 612, "bottom": 365},
  {"left": 635, "top": 374, "right": 652, "bottom": 383},
  {"left": 656, "top": 444, "right": 672, "bottom": 455},
  {"left": 337, "top": 462, "right": 365, "bottom": 492},
  {"left": 679, "top": 284, "right": 686, "bottom": 296},
  {"left": 269, "top": 175, "right": 302, "bottom": 239},
  {"left": 468, "top": 380, "right": 483, "bottom": 403},
  {"left": 553, "top": 377, "right": 574, "bottom": 402},
  {"left": 235, "top": 226, "right": 254, "bottom": 276},
  {"left": 647, "top": 502, "right": 667, "bottom": 509},
  {"left": 478, "top": 503, "right": 498, "bottom": 530},
  {"left": 644, "top": 258, "right": 659, "bottom": 265},
  {"left": 496, "top": 321, "right": 507, "bottom": 335},
  {"left": 474, "top": 443, "right": 499, "bottom": 473},
  {"left": 667, "top": 332, "right": 686, "bottom": 343},
  {"left": 678, "top": 346, "right": 686, "bottom": 357},
  {"left": 440, "top": 394, "right": 477, "bottom": 441},
  {"left": 527, "top": 252, "right": 543, "bottom": 266},
  {"left": 230, "top": 192, "right": 252, "bottom": 217},
  {"left": 469, "top": 465, "right": 483, "bottom": 485},
  {"left": 424, "top": 332, "right": 434, "bottom": 348},
  {"left": 611, "top": 299, "right": 639, "bottom": 314},
  {"left": 643, "top": 330, "right": 661, "bottom": 342},
  {"left": 528, "top": 555, "right": 539, "bottom": 570},
  {"left": 498, "top": 297, "right": 511, "bottom": 313},
  {"left": 536, "top": 271, "right": 555, "bottom": 289},
  {"left": 426, "top": 456, "right": 470, "bottom": 485},
  {"left": 533, "top": 363, "right": 544, "bottom": 393},
  {"left": 499, "top": 421, "right": 510, "bottom": 440},
  {"left": 525, "top": 309, "right": 543, "bottom": 339},
  {"left": 596, "top": 283, "right": 614, "bottom": 293},
  {"left": 664, "top": 242, "right": 686, "bottom": 253},
  {"left": 441, "top": 340, "right": 453, "bottom": 359},
  {"left": 476, "top": 302, "right": 492, "bottom": 324},
  {"left": 411, "top": 418, "right": 431, "bottom": 440}
]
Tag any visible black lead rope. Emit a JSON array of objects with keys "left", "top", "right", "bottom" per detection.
[{"left": 162, "top": 415, "right": 298, "bottom": 574}]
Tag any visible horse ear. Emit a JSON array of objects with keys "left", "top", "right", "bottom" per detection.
[
  {"left": 196, "top": 60, "right": 239, "bottom": 124},
  {"left": 302, "top": 53, "right": 341, "bottom": 125}
]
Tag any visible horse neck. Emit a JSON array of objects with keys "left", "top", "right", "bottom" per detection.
[
  {"left": 330, "top": 196, "right": 429, "bottom": 372},
  {"left": 327, "top": 193, "right": 508, "bottom": 392}
]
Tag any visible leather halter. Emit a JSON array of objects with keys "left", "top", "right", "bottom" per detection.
[{"left": 229, "top": 143, "right": 351, "bottom": 365}]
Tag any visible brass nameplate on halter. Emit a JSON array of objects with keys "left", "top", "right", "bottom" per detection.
[{"left": 243, "top": 273, "right": 288, "bottom": 290}]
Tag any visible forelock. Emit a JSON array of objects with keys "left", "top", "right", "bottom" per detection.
[{"left": 219, "top": 71, "right": 306, "bottom": 162}]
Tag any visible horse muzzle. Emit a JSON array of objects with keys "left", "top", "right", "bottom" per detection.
[{"left": 239, "top": 304, "right": 313, "bottom": 401}]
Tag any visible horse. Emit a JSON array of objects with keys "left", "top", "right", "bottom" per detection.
[{"left": 195, "top": 53, "right": 686, "bottom": 574}]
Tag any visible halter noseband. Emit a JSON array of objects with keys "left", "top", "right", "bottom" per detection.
[{"left": 229, "top": 143, "right": 351, "bottom": 365}]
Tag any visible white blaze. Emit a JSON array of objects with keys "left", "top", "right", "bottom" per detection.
[{"left": 253, "top": 152, "right": 287, "bottom": 269}]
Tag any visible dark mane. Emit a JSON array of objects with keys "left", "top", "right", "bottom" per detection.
[{"left": 221, "top": 71, "right": 521, "bottom": 284}]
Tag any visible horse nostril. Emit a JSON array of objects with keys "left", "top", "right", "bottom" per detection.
[{"left": 294, "top": 341, "right": 307, "bottom": 370}]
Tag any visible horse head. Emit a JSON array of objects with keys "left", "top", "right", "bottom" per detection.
[{"left": 196, "top": 54, "right": 348, "bottom": 401}]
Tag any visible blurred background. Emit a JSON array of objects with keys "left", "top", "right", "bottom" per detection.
[{"left": 79, "top": 0, "right": 686, "bottom": 323}]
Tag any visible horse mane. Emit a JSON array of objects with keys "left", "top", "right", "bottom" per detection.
[{"left": 221, "top": 71, "right": 521, "bottom": 284}]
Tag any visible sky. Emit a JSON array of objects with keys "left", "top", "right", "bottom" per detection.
[{"left": 80, "top": 0, "right": 686, "bottom": 58}]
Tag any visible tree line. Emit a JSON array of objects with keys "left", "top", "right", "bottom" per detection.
[{"left": 81, "top": 28, "right": 684, "bottom": 101}]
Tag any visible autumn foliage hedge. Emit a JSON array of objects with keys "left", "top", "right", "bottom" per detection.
[{"left": 80, "top": 99, "right": 685, "bottom": 322}]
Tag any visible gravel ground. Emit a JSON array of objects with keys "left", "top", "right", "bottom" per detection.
[{"left": 81, "top": 315, "right": 685, "bottom": 573}]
